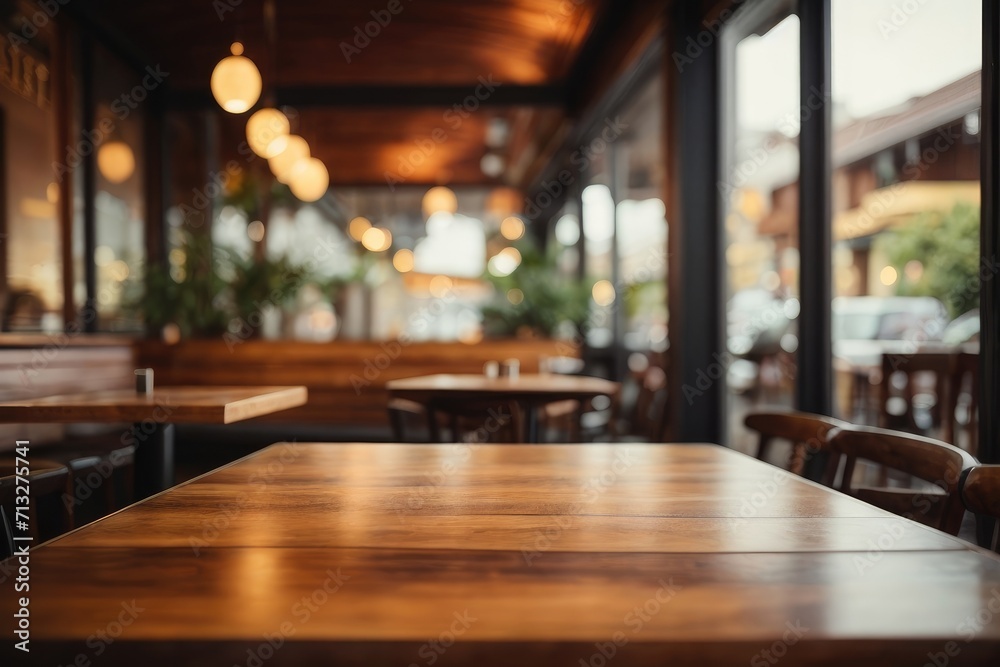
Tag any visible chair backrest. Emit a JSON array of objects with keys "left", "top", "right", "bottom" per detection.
[
  {"left": 387, "top": 397, "right": 427, "bottom": 442},
  {"left": 0, "top": 458, "right": 74, "bottom": 557},
  {"left": 877, "top": 352, "right": 951, "bottom": 433},
  {"left": 744, "top": 411, "right": 846, "bottom": 477},
  {"left": 426, "top": 398, "right": 524, "bottom": 443},
  {"left": 960, "top": 465, "right": 1000, "bottom": 552},
  {"left": 827, "top": 425, "right": 978, "bottom": 535},
  {"left": 946, "top": 351, "right": 979, "bottom": 455}
]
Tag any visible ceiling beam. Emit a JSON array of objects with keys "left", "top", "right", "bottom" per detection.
[
  {"left": 564, "top": 0, "right": 641, "bottom": 114},
  {"left": 62, "top": 1, "right": 160, "bottom": 78},
  {"left": 164, "top": 84, "right": 567, "bottom": 110}
]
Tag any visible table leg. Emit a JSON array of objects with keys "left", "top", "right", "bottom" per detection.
[
  {"left": 525, "top": 405, "right": 540, "bottom": 443},
  {"left": 134, "top": 423, "right": 175, "bottom": 499}
]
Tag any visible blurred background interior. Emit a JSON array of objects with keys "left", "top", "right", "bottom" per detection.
[{"left": 0, "top": 0, "right": 988, "bottom": 477}]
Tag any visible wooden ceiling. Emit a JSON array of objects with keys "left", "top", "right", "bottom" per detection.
[
  {"left": 77, "top": 0, "right": 614, "bottom": 187},
  {"left": 84, "top": 0, "right": 606, "bottom": 88}
]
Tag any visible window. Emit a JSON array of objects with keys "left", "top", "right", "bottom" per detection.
[
  {"left": 722, "top": 5, "right": 801, "bottom": 451},
  {"left": 830, "top": 0, "right": 981, "bottom": 451},
  {"left": 0, "top": 9, "right": 60, "bottom": 331}
]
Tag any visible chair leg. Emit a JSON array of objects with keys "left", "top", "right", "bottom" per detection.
[
  {"left": 426, "top": 404, "right": 443, "bottom": 442},
  {"left": 388, "top": 408, "right": 406, "bottom": 442}
]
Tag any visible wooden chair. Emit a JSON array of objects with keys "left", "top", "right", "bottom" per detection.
[
  {"left": 609, "top": 362, "right": 669, "bottom": 442},
  {"left": 744, "top": 411, "right": 847, "bottom": 478},
  {"left": 946, "top": 351, "right": 979, "bottom": 456},
  {"left": 539, "top": 399, "right": 583, "bottom": 442},
  {"left": 826, "top": 425, "right": 978, "bottom": 535},
  {"left": 387, "top": 397, "right": 427, "bottom": 442},
  {"left": 877, "top": 352, "right": 951, "bottom": 435},
  {"left": 41, "top": 433, "right": 138, "bottom": 519},
  {"left": 0, "top": 458, "right": 75, "bottom": 558},
  {"left": 426, "top": 398, "right": 525, "bottom": 443},
  {"left": 960, "top": 465, "right": 1000, "bottom": 552}
]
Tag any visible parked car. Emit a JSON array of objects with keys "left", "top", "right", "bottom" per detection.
[
  {"left": 832, "top": 296, "right": 949, "bottom": 369},
  {"left": 727, "top": 288, "right": 796, "bottom": 359},
  {"left": 942, "top": 308, "right": 980, "bottom": 346},
  {"left": 726, "top": 288, "right": 798, "bottom": 393}
]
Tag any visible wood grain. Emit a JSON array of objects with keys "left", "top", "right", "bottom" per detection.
[
  {"left": 5, "top": 548, "right": 1000, "bottom": 665},
  {"left": 85, "top": 0, "right": 605, "bottom": 89},
  {"left": 0, "top": 385, "right": 307, "bottom": 424},
  {"left": 5, "top": 442, "right": 1000, "bottom": 666}
]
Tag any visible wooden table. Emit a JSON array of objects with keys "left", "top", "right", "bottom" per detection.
[
  {"left": 0, "top": 385, "right": 307, "bottom": 497},
  {"left": 4, "top": 442, "right": 999, "bottom": 665},
  {"left": 387, "top": 373, "right": 620, "bottom": 441}
]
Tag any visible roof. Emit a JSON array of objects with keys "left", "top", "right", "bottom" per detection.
[{"left": 834, "top": 71, "right": 980, "bottom": 167}]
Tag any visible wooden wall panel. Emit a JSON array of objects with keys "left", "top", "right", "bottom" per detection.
[
  {"left": 0, "top": 338, "right": 135, "bottom": 451},
  {"left": 134, "top": 339, "right": 580, "bottom": 426}
]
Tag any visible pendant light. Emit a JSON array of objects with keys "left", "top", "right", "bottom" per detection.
[
  {"left": 210, "top": 42, "right": 262, "bottom": 114},
  {"left": 268, "top": 135, "right": 310, "bottom": 183},
  {"left": 246, "top": 107, "right": 290, "bottom": 158},
  {"left": 97, "top": 140, "right": 135, "bottom": 184},
  {"left": 422, "top": 186, "right": 458, "bottom": 218},
  {"left": 288, "top": 157, "right": 330, "bottom": 202}
]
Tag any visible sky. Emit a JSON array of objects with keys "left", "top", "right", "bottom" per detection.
[{"left": 736, "top": 0, "right": 982, "bottom": 133}]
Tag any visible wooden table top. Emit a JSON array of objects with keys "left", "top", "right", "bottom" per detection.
[
  {"left": 5, "top": 443, "right": 1000, "bottom": 666},
  {"left": 0, "top": 385, "right": 308, "bottom": 424},
  {"left": 387, "top": 373, "right": 619, "bottom": 402}
]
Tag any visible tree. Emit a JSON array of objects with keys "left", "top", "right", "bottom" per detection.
[{"left": 881, "top": 202, "right": 979, "bottom": 318}]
